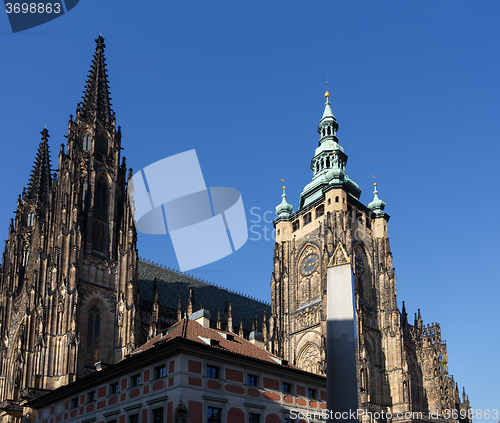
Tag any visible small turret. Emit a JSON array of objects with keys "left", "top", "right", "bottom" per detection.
[
  {"left": 26, "top": 128, "right": 52, "bottom": 203},
  {"left": 239, "top": 317, "right": 244, "bottom": 337},
  {"left": 187, "top": 287, "right": 194, "bottom": 317},
  {"left": 262, "top": 311, "right": 267, "bottom": 344},
  {"left": 217, "top": 309, "right": 222, "bottom": 330},
  {"left": 368, "top": 182, "right": 386, "bottom": 217},
  {"left": 227, "top": 299, "right": 233, "bottom": 333},
  {"left": 148, "top": 278, "right": 159, "bottom": 340},
  {"left": 177, "top": 297, "right": 182, "bottom": 321},
  {"left": 275, "top": 186, "right": 293, "bottom": 218},
  {"left": 401, "top": 301, "right": 407, "bottom": 325}
]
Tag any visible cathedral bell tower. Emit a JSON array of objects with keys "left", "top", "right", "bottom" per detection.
[
  {"left": 0, "top": 36, "right": 138, "bottom": 412},
  {"left": 270, "top": 88, "right": 471, "bottom": 418},
  {"left": 270, "top": 87, "right": 395, "bottom": 407}
]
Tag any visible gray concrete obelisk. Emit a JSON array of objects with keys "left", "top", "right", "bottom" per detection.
[{"left": 327, "top": 243, "right": 358, "bottom": 419}]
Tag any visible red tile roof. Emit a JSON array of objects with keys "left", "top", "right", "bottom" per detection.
[{"left": 127, "top": 319, "right": 308, "bottom": 373}]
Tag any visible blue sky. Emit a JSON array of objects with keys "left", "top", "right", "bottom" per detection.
[{"left": 1, "top": 0, "right": 499, "bottom": 415}]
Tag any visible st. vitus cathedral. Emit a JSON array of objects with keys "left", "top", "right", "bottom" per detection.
[
  {"left": 270, "top": 88, "right": 470, "bottom": 418},
  {"left": 0, "top": 37, "right": 139, "bottom": 416},
  {"left": 0, "top": 37, "right": 470, "bottom": 421}
]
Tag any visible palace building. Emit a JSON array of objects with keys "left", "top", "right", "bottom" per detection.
[{"left": 0, "top": 37, "right": 469, "bottom": 422}]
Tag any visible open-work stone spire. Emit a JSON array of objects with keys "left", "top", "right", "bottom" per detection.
[
  {"left": 26, "top": 128, "right": 52, "bottom": 202},
  {"left": 78, "top": 35, "right": 113, "bottom": 128}
]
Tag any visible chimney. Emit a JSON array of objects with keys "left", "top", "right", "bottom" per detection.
[
  {"left": 249, "top": 331, "right": 265, "bottom": 349},
  {"left": 190, "top": 308, "right": 210, "bottom": 328}
]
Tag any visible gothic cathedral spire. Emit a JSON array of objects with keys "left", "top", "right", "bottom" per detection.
[
  {"left": 77, "top": 35, "right": 114, "bottom": 129},
  {"left": 26, "top": 128, "right": 52, "bottom": 203},
  {"left": 0, "top": 37, "right": 139, "bottom": 417}
]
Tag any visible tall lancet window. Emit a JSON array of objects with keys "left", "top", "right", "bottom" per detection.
[
  {"left": 81, "top": 180, "right": 88, "bottom": 211},
  {"left": 21, "top": 245, "right": 30, "bottom": 267},
  {"left": 92, "top": 177, "right": 108, "bottom": 252},
  {"left": 87, "top": 305, "right": 101, "bottom": 367},
  {"left": 83, "top": 132, "right": 92, "bottom": 151},
  {"left": 96, "top": 132, "right": 107, "bottom": 157},
  {"left": 94, "top": 177, "right": 108, "bottom": 221},
  {"left": 27, "top": 210, "right": 34, "bottom": 227}
]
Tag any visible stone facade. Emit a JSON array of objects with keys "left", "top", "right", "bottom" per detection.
[{"left": 269, "top": 90, "right": 470, "bottom": 420}]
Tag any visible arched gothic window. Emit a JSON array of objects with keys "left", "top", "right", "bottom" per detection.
[
  {"left": 87, "top": 305, "right": 101, "bottom": 366},
  {"left": 27, "top": 210, "right": 34, "bottom": 227},
  {"left": 83, "top": 132, "right": 92, "bottom": 151},
  {"left": 96, "top": 133, "right": 107, "bottom": 156},
  {"left": 81, "top": 180, "right": 88, "bottom": 211},
  {"left": 21, "top": 245, "right": 29, "bottom": 267},
  {"left": 93, "top": 177, "right": 108, "bottom": 252},
  {"left": 94, "top": 178, "right": 108, "bottom": 221}
]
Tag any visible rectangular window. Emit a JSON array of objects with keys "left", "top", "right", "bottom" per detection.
[
  {"left": 207, "top": 407, "right": 221, "bottom": 423},
  {"left": 87, "top": 391, "right": 96, "bottom": 403},
  {"left": 153, "top": 408, "right": 164, "bottom": 423},
  {"left": 303, "top": 212, "right": 312, "bottom": 225},
  {"left": 249, "top": 413, "right": 260, "bottom": 423},
  {"left": 282, "top": 382, "right": 293, "bottom": 393},
  {"left": 316, "top": 205, "right": 324, "bottom": 219},
  {"left": 206, "top": 365, "right": 220, "bottom": 379},
  {"left": 155, "top": 364, "right": 166, "bottom": 379},
  {"left": 131, "top": 373, "right": 141, "bottom": 387},
  {"left": 129, "top": 415, "right": 139, "bottom": 423},
  {"left": 292, "top": 220, "right": 300, "bottom": 232},
  {"left": 307, "top": 388, "right": 317, "bottom": 399},
  {"left": 110, "top": 382, "right": 120, "bottom": 394},
  {"left": 247, "top": 374, "right": 258, "bottom": 386},
  {"left": 71, "top": 397, "right": 78, "bottom": 408}
]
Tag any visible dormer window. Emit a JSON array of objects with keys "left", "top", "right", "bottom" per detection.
[{"left": 83, "top": 132, "right": 91, "bottom": 151}]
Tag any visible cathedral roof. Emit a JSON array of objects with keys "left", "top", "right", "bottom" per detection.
[
  {"left": 26, "top": 128, "right": 52, "bottom": 202},
  {"left": 77, "top": 35, "right": 113, "bottom": 128},
  {"left": 137, "top": 260, "right": 271, "bottom": 331}
]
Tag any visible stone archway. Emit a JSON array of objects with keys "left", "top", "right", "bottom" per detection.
[{"left": 297, "top": 342, "right": 321, "bottom": 374}]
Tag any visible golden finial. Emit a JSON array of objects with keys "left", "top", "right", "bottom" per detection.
[
  {"left": 283, "top": 186, "right": 286, "bottom": 190},
  {"left": 324, "top": 78, "right": 330, "bottom": 99},
  {"left": 280, "top": 178, "right": 286, "bottom": 191},
  {"left": 374, "top": 182, "right": 377, "bottom": 187}
]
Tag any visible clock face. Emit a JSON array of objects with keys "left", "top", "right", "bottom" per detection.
[
  {"left": 300, "top": 254, "right": 320, "bottom": 276},
  {"left": 355, "top": 255, "right": 365, "bottom": 274}
]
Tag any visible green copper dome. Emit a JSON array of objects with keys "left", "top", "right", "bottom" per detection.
[
  {"left": 368, "top": 183, "right": 386, "bottom": 216},
  {"left": 276, "top": 186, "right": 293, "bottom": 217}
]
